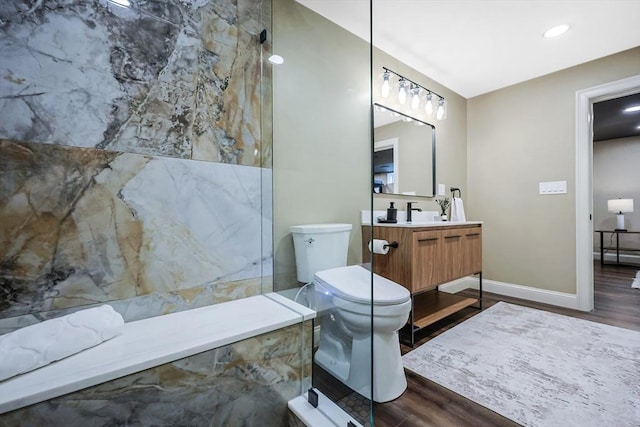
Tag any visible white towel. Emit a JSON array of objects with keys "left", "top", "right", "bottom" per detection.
[
  {"left": 632, "top": 271, "right": 640, "bottom": 289},
  {"left": 0, "top": 305, "right": 124, "bottom": 381},
  {"left": 450, "top": 197, "right": 466, "bottom": 222}
]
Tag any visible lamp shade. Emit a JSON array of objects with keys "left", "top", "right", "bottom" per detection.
[{"left": 607, "top": 198, "right": 634, "bottom": 214}]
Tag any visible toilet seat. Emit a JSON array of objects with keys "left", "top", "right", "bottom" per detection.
[{"left": 314, "top": 265, "right": 410, "bottom": 306}]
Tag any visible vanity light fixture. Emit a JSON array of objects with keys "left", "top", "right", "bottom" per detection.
[
  {"left": 379, "top": 67, "right": 447, "bottom": 120},
  {"left": 623, "top": 105, "right": 640, "bottom": 113},
  {"left": 543, "top": 24, "right": 570, "bottom": 38}
]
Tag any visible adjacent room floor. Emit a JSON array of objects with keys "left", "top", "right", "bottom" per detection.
[{"left": 314, "top": 262, "right": 640, "bottom": 427}]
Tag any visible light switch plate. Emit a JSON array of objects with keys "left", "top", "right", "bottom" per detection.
[
  {"left": 438, "top": 183, "right": 446, "bottom": 196},
  {"left": 539, "top": 181, "right": 567, "bottom": 194}
]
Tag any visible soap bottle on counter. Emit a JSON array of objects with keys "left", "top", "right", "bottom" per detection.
[{"left": 386, "top": 202, "right": 397, "bottom": 222}]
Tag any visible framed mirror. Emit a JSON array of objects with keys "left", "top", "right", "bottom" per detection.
[{"left": 373, "top": 103, "right": 436, "bottom": 197}]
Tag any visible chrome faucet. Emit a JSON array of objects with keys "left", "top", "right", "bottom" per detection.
[{"left": 406, "top": 202, "right": 422, "bottom": 222}]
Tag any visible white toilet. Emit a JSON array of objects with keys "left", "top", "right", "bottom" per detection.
[{"left": 290, "top": 223, "right": 411, "bottom": 403}]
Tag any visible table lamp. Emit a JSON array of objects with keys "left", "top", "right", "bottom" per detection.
[{"left": 607, "top": 198, "right": 634, "bottom": 231}]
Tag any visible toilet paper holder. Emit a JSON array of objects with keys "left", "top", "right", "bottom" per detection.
[{"left": 384, "top": 241, "right": 399, "bottom": 249}]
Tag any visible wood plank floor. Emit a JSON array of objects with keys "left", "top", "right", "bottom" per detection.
[{"left": 313, "top": 262, "right": 640, "bottom": 427}]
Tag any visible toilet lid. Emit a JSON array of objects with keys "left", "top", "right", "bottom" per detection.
[{"left": 314, "top": 265, "right": 410, "bottom": 306}]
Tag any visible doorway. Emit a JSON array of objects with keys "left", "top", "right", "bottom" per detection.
[{"left": 575, "top": 74, "right": 640, "bottom": 311}]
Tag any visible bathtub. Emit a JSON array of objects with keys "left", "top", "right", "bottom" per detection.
[{"left": 0, "top": 293, "right": 315, "bottom": 414}]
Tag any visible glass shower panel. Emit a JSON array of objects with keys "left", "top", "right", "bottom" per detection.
[{"left": 271, "top": 0, "right": 373, "bottom": 424}]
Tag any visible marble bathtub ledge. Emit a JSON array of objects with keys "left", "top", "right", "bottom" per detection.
[{"left": 0, "top": 295, "right": 316, "bottom": 414}]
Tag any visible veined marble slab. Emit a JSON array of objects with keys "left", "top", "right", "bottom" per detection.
[
  {"left": 0, "top": 294, "right": 315, "bottom": 414},
  {"left": 0, "top": 0, "right": 271, "bottom": 166},
  {"left": 0, "top": 140, "right": 271, "bottom": 319}
]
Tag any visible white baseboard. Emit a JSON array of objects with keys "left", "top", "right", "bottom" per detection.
[
  {"left": 592, "top": 251, "right": 640, "bottom": 264},
  {"left": 439, "top": 276, "right": 580, "bottom": 310}
]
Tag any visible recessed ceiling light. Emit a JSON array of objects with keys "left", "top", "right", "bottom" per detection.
[
  {"left": 268, "top": 54, "right": 284, "bottom": 65},
  {"left": 624, "top": 105, "right": 640, "bottom": 113},
  {"left": 543, "top": 24, "right": 570, "bottom": 39},
  {"left": 108, "top": 0, "right": 131, "bottom": 7}
]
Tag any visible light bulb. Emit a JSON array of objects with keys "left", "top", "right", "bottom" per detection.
[
  {"left": 425, "top": 93, "right": 434, "bottom": 115},
  {"left": 410, "top": 86, "right": 420, "bottom": 109},
  {"left": 436, "top": 99, "right": 446, "bottom": 120},
  {"left": 381, "top": 71, "right": 391, "bottom": 98},
  {"left": 398, "top": 79, "right": 408, "bottom": 104}
]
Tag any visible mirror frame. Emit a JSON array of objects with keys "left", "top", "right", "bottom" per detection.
[{"left": 373, "top": 103, "right": 436, "bottom": 197}]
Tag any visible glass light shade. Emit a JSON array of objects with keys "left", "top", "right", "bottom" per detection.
[
  {"left": 608, "top": 198, "right": 634, "bottom": 213},
  {"left": 381, "top": 71, "right": 391, "bottom": 98},
  {"left": 410, "top": 87, "right": 420, "bottom": 109},
  {"left": 398, "top": 79, "right": 408, "bottom": 104},
  {"left": 436, "top": 99, "right": 447, "bottom": 120},
  {"left": 424, "top": 93, "right": 433, "bottom": 115}
]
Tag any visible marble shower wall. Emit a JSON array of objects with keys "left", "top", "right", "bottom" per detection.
[
  {"left": 0, "top": 0, "right": 273, "bottom": 326},
  {"left": 0, "top": 322, "right": 312, "bottom": 426},
  {"left": 0, "top": 139, "right": 272, "bottom": 324},
  {"left": 0, "top": 0, "right": 271, "bottom": 167}
]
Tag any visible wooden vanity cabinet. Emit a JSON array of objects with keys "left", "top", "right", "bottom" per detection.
[{"left": 362, "top": 223, "right": 482, "bottom": 345}]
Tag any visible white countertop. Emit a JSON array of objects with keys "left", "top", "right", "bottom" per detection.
[
  {"left": 366, "top": 220, "right": 483, "bottom": 228},
  {"left": 0, "top": 294, "right": 315, "bottom": 414},
  {"left": 361, "top": 210, "right": 482, "bottom": 227}
]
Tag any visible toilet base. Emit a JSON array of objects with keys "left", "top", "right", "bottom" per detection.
[{"left": 315, "top": 330, "right": 407, "bottom": 403}]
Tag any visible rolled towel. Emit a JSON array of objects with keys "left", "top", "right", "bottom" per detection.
[
  {"left": 0, "top": 305, "right": 124, "bottom": 381},
  {"left": 450, "top": 197, "right": 466, "bottom": 222}
]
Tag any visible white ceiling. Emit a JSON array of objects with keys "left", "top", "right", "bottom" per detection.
[{"left": 297, "top": 0, "right": 640, "bottom": 99}]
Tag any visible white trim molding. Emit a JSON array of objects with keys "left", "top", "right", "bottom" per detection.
[
  {"left": 439, "top": 277, "right": 580, "bottom": 310},
  {"left": 592, "top": 252, "right": 640, "bottom": 264},
  {"left": 575, "top": 74, "right": 640, "bottom": 312}
]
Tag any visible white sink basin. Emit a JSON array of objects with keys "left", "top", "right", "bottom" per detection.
[{"left": 361, "top": 210, "right": 440, "bottom": 224}]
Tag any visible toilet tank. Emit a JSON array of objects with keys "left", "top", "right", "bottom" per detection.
[{"left": 290, "top": 223, "right": 352, "bottom": 283}]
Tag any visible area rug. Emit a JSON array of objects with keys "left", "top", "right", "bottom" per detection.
[{"left": 402, "top": 302, "right": 640, "bottom": 427}]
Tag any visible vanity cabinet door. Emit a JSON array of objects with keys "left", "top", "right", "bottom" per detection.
[
  {"left": 412, "top": 230, "right": 442, "bottom": 292},
  {"left": 440, "top": 228, "right": 465, "bottom": 283},
  {"left": 462, "top": 226, "right": 482, "bottom": 275}
]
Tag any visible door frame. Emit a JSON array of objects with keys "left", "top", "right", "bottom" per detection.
[{"left": 575, "top": 74, "right": 640, "bottom": 311}]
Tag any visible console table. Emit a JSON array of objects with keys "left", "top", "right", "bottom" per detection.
[{"left": 596, "top": 230, "right": 640, "bottom": 267}]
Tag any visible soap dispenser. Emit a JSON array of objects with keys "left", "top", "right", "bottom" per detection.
[{"left": 386, "top": 202, "right": 397, "bottom": 223}]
